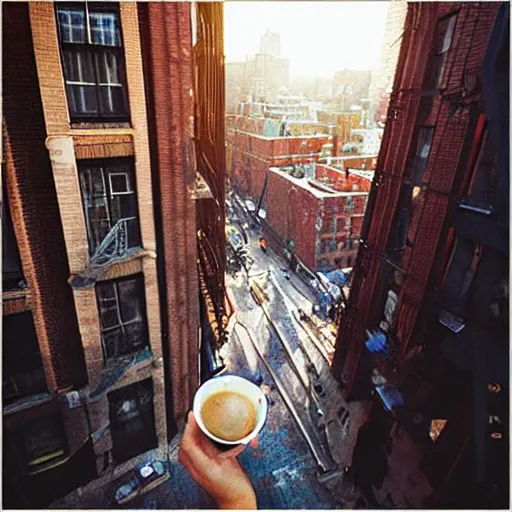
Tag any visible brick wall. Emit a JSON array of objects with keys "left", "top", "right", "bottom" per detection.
[
  {"left": 3, "top": 2, "right": 88, "bottom": 393},
  {"left": 316, "top": 164, "right": 372, "bottom": 192},
  {"left": 228, "top": 127, "right": 332, "bottom": 203},
  {"left": 142, "top": 1, "right": 200, "bottom": 426},
  {"left": 265, "top": 171, "right": 319, "bottom": 269},
  {"left": 332, "top": 0, "right": 501, "bottom": 400},
  {"left": 22, "top": 0, "right": 168, "bottom": 481},
  {"left": 335, "top": 155, "right": 378, "bottom": 171}
]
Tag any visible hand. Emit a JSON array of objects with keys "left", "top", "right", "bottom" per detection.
[{"left": 179, "top": 412, "right": 258, "bottom": 509}]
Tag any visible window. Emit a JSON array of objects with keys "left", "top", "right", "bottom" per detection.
[
  {"left": 108, "top": 379, "right": 157, "bottom": 463},
  {"left": 429, "top": 419, "right": 448, "bottom": 442},
  {"left": 3, "top": 312, "right": 48, "bottom": 404},
  {"left": 461, "top": 130, "right": 499, "bottom": 213},
  {"left": 96, "top": 274, "right": 149, "bottom": 361},
  {"left": 439, "top": 236, "right": 482, "bottom": 316},
  {"left": 345, "top": 196, "right": 355, "bottom": 213},
  {"left": 424, "top": 13, "right": 458, "bottom": 90},
  {"left": 388, "top": 184, "right": 415, "bottom": 255},
  {"left": 21, "top": 415, "right": 67, "bottom": 475},
  {"left": 79, "top": 158, "right": 141, "bottom": 253},
  {"left": 377, "top": 262, "right": 404, "bottom": 333},
  {"left": 56, "top": 3, "right": 128, "bottom": 121},
  {"left": 2, "top": 183, "right": 25, "bottom": 291},
  {"left": 407, "top": 127, "right": 434, "bottom": 184}
]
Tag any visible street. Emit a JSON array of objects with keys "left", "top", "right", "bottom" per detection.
[{"left": 51, "top": 203, "right": 371, "bottom": 510}]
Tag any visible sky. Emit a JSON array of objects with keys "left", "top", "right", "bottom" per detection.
[{"left": 224, "top": 1, "right": 390, "bottom": 79}]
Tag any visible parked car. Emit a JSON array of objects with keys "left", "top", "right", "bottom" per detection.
[{"left": 114, "top": 461, "right": 170, "bottom": 505}]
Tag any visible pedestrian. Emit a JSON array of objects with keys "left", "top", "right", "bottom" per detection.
[{"left": 259, "top": 237, "right": 267, "bottom": 253}]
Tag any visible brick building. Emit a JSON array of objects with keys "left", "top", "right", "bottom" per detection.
[
  {"left": 3, "top": 2, "right": 226, "bottom": 507},
  {"left": 332, "top": 2, "right": 508, "bottom": 508},
  {"left": 225, "top": 31, "right": 290, "bottom": 109},
  {"left": 226, "top": 114, "right": 332, "bottom": 201},
  {"left": 332, "top": 69, "right": 372, "bottom": 110},
  {"left": 316, "top": 110, "right": 363, "bottom": 155},
  {"left": 263, "top": 164, "right": 372, "bottom": 272},
  {"left": 225, "top": 62, "right": 246, "bottom": 114}
]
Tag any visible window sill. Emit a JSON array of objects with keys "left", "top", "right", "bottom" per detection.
[
  {"left": 71, "top": 121, "right": 131, "bottom": 130},
  {"left": 28, "top": 452, "right": 69, "bottom": 476},
  {"left": 3, "top": 392, "right": 53, "bottom": 415},
  {"left": 69, "top": 125, "right": 134, "bottom": 138},
  {"left": 2, "top": 287, "right": 32, "bottom": 314},
  {"left": 437, "top": 308, "right": 466, "bottom": 333},
  {"left": 459, "top": 203, "right": 493, "bottom": 216}
]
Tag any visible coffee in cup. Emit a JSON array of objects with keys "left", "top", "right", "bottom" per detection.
[
  {"left": 193, "top": 375, "right": 268, "bottom": 446},
  {"left": 201, "top": 390, "right": 257, "bottom": 442}
]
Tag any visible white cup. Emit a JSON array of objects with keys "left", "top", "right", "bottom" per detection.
[{"left": 193, "top": 375, "right": 268, "bottom": 446}]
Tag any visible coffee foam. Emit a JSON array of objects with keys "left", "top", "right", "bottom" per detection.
[{"left": 201, "top": 391, "right": 257, "bottom": 442}]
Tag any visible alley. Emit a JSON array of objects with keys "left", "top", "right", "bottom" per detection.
[{"left": 51, "top": 201, "right": 367, "bottom": 510}]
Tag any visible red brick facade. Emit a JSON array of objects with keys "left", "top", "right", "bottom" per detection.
[
  {"left": 331, "top": 2, "right": 507, "bottom": 507},
  {"left": 2, "top": 1, "right": 220, "bottom": 506},
  {"left": 226, "top": 114, "right": 331, "bottom": 200},
  {"left": 139, "top": 1, "right": 200, "bottom": 428},
  {"left": 264, "top": 165, "right": 371, "bottom": 271},
  {"left": 333, "top": 0, "right": 502, "bottom": 395}
]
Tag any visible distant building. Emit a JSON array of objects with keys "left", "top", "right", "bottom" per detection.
[
  {"left": 226, "top": 62, "right": 246, "bottom": 113},
  {"left": 226, "top": 113, "right": 332, "bottom": 200},
  {"left": 314, "top": 77, "right": 333, "bottom": 99},
  {"left": 263, "top": 164, "right": 373, "bottom": 272},
  {"left": 260, "top": 29, "right": 281, "bottom": 57},
  {"left": 247, "top": 53, "right": 291, "bottom": 103},
  {"left": 368, "top": 0, "right": 408, "bottom": 126},
  {"left": 225, "top": 30, "right": 290, "bottom": 107},
  {"left": 332, "top": 69, "right": 372, "bottom": 110},
  {"left": 350, "top": 128, "right": 385, "bottom": 155},
  {"left": 316, "top": 110, "right": 365, "bottom": 155},
  {"left": 333, "top": 2, "right": 508, "bottom": 508},
  {"left": 225, "top": 52, "right": 291, "bottom": 107}
]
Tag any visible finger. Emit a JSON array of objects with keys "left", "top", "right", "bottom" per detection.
[
  {"left": 249, "top": 436, "right": 259, "bottom": 449},
  {"left": 218, "top": 444, "right": 245, "bottom": 459}
]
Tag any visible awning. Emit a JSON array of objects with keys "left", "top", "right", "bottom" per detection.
[{"left": 319, "top": 269, "right": 349, "bottom": 287}]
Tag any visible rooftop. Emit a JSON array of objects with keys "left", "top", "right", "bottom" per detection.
[{"left": 269, "top": 165, "right": 371, "bottom": 199}]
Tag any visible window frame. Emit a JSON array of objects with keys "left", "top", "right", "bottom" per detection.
[
  {"left": 55, "top": 2, "right": 130, "bottom": 123},
  {"left": 423, "top": 12, "right": 459, "bottom": 92},
  {"left": 438, "top": 235, "right": 483, "bottom": 318},
  {"left": 20, "top": 414, "right": 68, "bottom": 475},
  {"left": 460, "top": 126, "right": 499, "bottom": 214},
  {"left": 406, "top": 125, "right": 435, "bottom": 185},
  {"left": 78, "top": 157, "right": 142, "bottom": 255},
  {"left": 3, "top": 312, "right": 48, "bottom": 403},
  {"left": 95, "top": 273, "right": 150, "bottom": 363},
  {"left": 108, "top": 379, "right": 157, "bottom": 463}
]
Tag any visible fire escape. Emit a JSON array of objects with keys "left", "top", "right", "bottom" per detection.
[{"left": 193, "top": 3, "right": 232, "bottom": 367}]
